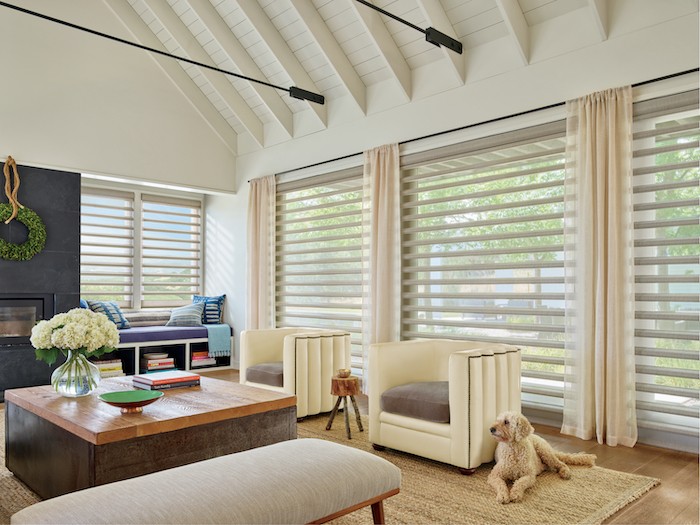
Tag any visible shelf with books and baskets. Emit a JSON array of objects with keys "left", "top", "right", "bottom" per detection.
[{"left": 115, "top": 339, "right": 232, "bottom": 374}]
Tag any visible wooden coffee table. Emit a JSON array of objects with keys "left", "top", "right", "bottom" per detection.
[{"left": 4, "top": 376, "right": 296, "bottom": 499}]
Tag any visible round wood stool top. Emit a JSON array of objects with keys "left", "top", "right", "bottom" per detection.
[{"left": 330, "top": 376, "right": 360, "bottom": 397}]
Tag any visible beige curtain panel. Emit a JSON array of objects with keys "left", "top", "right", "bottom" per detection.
[
  {"left": 362, "top": 143, "right": 401, "bottom": 384},
  {"left": 246, "top": 175, "right": 276, "bottom": 330},
  {"left": 562, "top": 86, "right": 638, "bottom": 447}
]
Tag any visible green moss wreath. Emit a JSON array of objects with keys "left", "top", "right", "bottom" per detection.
[{"left": 0, "top": 203, "right": 47, "bottom": 261}]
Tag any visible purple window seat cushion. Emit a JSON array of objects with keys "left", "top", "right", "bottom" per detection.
[{"left": 119, "top": 325, "right": 210, "bottom": 344}]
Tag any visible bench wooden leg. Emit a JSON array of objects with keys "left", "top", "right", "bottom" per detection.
[{"left": 371, "top": 501, "right": 385, "bottom": 524}]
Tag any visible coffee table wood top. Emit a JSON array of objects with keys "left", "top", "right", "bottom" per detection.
[{"left": 5, "top": 376, "right": 296, "bottom": 446}]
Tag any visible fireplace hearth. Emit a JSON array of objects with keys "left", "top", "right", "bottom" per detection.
[{"left": 0, "top": 293, "right": 55, "bottom": 347}]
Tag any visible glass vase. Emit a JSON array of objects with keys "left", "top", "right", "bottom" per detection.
[{"left": 50, "top": 350, "right": 101, "bottom": 397}]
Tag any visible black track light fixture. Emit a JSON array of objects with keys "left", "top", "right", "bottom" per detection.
[
  {"left": 354, "top": 0, "right": 463, "bottom": 55},
  {"left": 0, "top": 1, "right": 325, "bottom": 105}
]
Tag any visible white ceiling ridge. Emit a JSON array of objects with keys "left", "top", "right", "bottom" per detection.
[
  {"left": 494, "top": 0, "right": 530, "bottom": 65},
  {"left": 143, "top": 0, "right": 264, "bottom": 148},
  {"left": 587, "top": 0, "right": 609, "bottom": 41},
  {"left": 349, "top": 0, "right": 412, "bottom": 102},
  {"left": 102, "top": 0, "right": 238, "bottom": 154},
  {"left": 415, "top": 0, "right": 465, "bottom": 85},
  {"left": 183, "top": 0, "right": 293, "bottom": 139},
  {"left": 289, "top": 0, "right": 367, "bottom": 116},
  {"left": 233, "top": 0, "right": 327, "bottom": 130}
]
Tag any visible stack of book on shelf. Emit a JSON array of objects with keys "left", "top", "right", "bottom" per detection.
[
  {"left": 132, "top": 370, "right": 201, "bottom": 391},
  {"left": 93, "top": 358, "right": 125, "bottom": 379},
  {"left": 140, "top": 352, "right": 176, "bottom": 373},
  {"left": 190, "top": 350, "right": 217, "bottom": 368}
]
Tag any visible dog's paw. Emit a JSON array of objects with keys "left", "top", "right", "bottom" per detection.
[
  {"left": 496, "top": 492, "right": 511, "bottom": 504},
  {"left": 558, "top": 466, "right": 572, "bottom": 479},
  {"left": 509, "top": 491, "right": 524, "bottom": 503}
]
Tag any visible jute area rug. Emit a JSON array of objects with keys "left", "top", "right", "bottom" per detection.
[
  {"left": 0, "top": 409, "right": 659, "bottom": 525},
  {"left": 298, "top": 414, "right": 660, "bottom": 525}
]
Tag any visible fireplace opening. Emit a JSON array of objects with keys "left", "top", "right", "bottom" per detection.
[{"left": 0, "top": 294, "right": 55, "bottom": 346}]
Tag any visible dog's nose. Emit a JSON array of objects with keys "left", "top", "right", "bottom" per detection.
[{"left": 489, "top": 427, "right": 496, "bottom": 434}]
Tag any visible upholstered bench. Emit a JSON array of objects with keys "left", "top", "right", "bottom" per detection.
[{"left": 11, "top": 438, "right": 401, "bottom": 525}]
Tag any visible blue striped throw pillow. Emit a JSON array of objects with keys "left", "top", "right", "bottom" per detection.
[
  {"left": 192, "top": 294, "right": 225, "bottom": 324},
  {"left": 87, "top": 300, "right": 130, "bottom": 329},
  {"left": 166, "top": 303, "right": 205, "bottom": 327}
]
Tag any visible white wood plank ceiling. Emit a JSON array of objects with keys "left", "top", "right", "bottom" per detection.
[{"left": 106, "top": 0, "right": 598, "bottom": 152}]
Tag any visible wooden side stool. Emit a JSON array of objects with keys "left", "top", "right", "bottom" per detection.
[{"left": 326, "top": 375, "right": 364, "bottom": 439}]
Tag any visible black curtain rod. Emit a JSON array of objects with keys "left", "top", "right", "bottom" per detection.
[
  {"left": 0, "top": 1, "right": 325, "bottom": 104},
  {"left": 268, "top": 68, "right": 698, "bottom": 179}
]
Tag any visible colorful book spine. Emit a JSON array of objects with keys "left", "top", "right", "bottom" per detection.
[
  {"left": 190, "top": 357, "right": 217, "bottom": 367},
  {"left": 133, "top": 379, "right": 201, "bottom": 390}
]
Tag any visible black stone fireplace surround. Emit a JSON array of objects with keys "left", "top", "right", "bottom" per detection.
[{"left": 0, "top": 163, "right": 80, "bottom": 401}]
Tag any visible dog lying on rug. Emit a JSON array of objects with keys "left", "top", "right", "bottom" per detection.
[{"left": 487, "top": 411, "right": 597, "bottom": 504}]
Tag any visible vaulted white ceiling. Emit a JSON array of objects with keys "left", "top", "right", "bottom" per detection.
[{"left": 100, "top": 0, "right": 609, "bottom": 154}]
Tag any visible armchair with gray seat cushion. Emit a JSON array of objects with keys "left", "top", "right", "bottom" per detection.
[
  {"left": 369, "top": 339, "right": 521, "bottom": 473},
  {"left": 240, "top": 328, "right": 352, "bottom": 418}
]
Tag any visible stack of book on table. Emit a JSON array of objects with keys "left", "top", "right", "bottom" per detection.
[
  {"left": 93, "top": 358, "right": 125, "bottom": 378},
  {"left": 132, "top": 370, "right": 201, "bottom": 390},
  {"left": 190, "top": 350, "right": 217, "bottom": 368},
  {"left": 140, "top": 352, "right": 176, "bottom": 373}
]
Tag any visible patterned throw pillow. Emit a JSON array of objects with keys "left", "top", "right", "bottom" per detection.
[
  {"left": 87, "top": 300, "right": 131, "bottom": 329},
  {"left": 166, "top": 303, "right": 205, "bottom": 327},
  {"left": 192, "top": 294, "right": 225, "bottom": 324}
]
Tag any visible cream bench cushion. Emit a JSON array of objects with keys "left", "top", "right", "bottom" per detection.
[{"left": 11, "top": 438, "right": 401, "bottom": 525}]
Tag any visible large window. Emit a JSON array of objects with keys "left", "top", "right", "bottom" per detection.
[
  {"left": 271, "top": 85, "right": 699, "bottom": 442},
  {"left": 81, "top": 186, "right": 202, "bottom": 310},
  {"left": 275, "top": 169, "right": 364, "bottom": 370},
  {"left": 632, "top": 91, "right": 700, "bottom": 436},
  {"left": 400, "top": 122, "right": 567, "bottom": 413}
]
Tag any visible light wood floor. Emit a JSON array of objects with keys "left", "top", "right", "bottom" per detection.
[{"left": 203, "top": 368, "right": 699, "bottom": 524}]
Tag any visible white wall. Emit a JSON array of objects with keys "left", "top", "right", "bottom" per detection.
[
  {"left": 204, "top": 188, "right": 249, "bottom": 368},
  {"left": 0, "top": 0, "right": 236, "bottom": 194}
]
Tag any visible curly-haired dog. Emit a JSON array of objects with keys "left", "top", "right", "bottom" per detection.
[{"left": 487, "top": 411, "right": 596, "bottom": 504}]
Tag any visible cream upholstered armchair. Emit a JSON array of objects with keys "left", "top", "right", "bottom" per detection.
[
  {"left": 240, "top": 328, "right": 352, "bottom": 418},
  {"left": 369, "top": 339, "right": 521, "bottom": 474}
]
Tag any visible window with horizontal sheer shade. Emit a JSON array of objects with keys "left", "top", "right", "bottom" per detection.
[
  {"left": 80, "top": 188, "right": 135, "bottom": 308},
  {"left": 81, "top": 187, "right": 202, "bottom": 310},
  {"left": 275, "top": 169, "right": 365, "bottom": 371},
  {"left": 400, "top": 121, "right": 568, "bottom": 414},
  {"left": 632, "top": 90, "right": 700, "bottom": 437}
]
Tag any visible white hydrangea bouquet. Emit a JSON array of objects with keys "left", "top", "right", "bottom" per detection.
[{"left": 31, "top": 308, "right": 119, "bottom": 365}]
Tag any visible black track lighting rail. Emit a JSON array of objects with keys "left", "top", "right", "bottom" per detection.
[
  {"left": 354, "top": 0, "right": 463, "bottom": 54},
  {"left": 0, "top": 1, "right": 325, "bottom": 105}
]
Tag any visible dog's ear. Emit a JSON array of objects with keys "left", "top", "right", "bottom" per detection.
[{"left": 513, "top": 414, "right": 534, "bottom": 442}]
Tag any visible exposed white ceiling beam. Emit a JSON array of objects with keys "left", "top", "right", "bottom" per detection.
[
  {"left": 234, "top": 0, "right": 327, "bottom": 129},
  {"left": 143, "top": 0, "right": 264, "bottom": 148},
  {"left": 494, "top": 0, "right": 529, "bottom": 65},
  {"left": 185, "top": 0, "right": 294, "bottom": 139},
  {"left": 415, "top": 0, "right": 465, "bottom": 85},
  {"left": 289, "top": 0, "right": 366, "bottom": 115},
  {"left": 103, "top": 0, "right": 238, "bottom": 154},
  {"left": 349, "top": 0, "right": 412, "bottom": 102},
  {"left": 587, "top": 0, "right": 609, "bottom": 41}
]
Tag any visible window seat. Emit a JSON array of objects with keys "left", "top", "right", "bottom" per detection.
[
  {"left": 118, "top": 325, "right": 232, "bottom": 345},
  {"left": 111, "top": 311, "right": 233, "bottom": 373}
]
